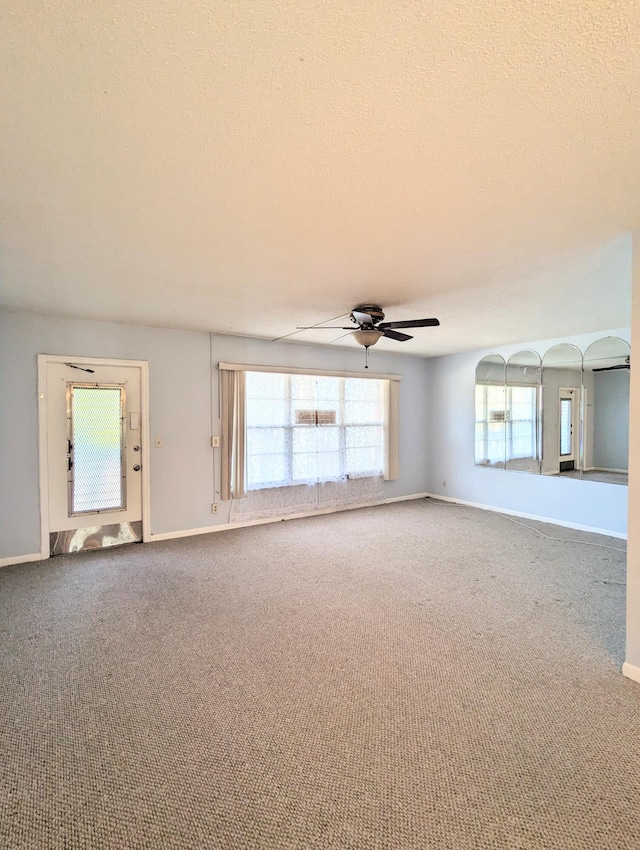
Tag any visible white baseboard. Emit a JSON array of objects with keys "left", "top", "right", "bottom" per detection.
[
  {"left": 622, "top": 662, "right": 640, "bottom": 684},
  {"left": 0, "top": 552, "right": 43, "bottom": 569},
  {"left": 423, "top": 493, "right": 627, "bottom": 541},
  {"left": 3, "top": 488, "right": 624, "bottom": 560},
  {"left": 148, "top": 492, "right": 431, "bottom": 543}
]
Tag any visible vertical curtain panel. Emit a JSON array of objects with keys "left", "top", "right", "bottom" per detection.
[
  {"left": 220, "top": 368, "right": 246, "bottom": 500},
  {"left": 384, "top": 379, "right": 400, "bottom": 481}
]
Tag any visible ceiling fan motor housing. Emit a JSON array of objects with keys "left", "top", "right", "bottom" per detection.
[{"left": 350, "top": 304, "right": 385, "bottom": 325}]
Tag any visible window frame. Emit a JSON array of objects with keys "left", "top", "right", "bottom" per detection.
[
  {"left": 219, "top": 362, "right": 401, "bottom": 499},
  {"left": 245, "top": 371, "right": 387, "bottom": 491}
]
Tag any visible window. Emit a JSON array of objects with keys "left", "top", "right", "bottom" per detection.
[
  {"left": 560, "top": 396, "right": 572, "bottom": 457},
  {"left": 245, "top": 372, "right": 386, "bottom": 490},
  {"left": 68, "top": 385, "right": 125, "bottom": 514}
]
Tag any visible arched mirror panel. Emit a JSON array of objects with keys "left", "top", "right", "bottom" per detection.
[
  {"left": 541, "top": 345, "right": 582, "bottom": 477},
  {"left": 506, "top": 350, "right": 541, "bottom": 473},
  {"left": 582, "top": 337, "right": 630, "bottom": 484},
  {"left": 474, "top": 338, "right": 629, "bottom": 485},
  {"left": 475, "top": 355, "right": 506, "bottom": 468}
]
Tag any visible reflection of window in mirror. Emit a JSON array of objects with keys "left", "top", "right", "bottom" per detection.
[
  {"left": 506, "top": 385, "right": 538, "bottom": 470},
  {"left": 505, "top": 350, "right": 541, "bottom": 473},
  {"left": 475, "top": 355, "right": 506, "bottom": 468},
  {"left": 476, "top": 383, "right": 506, "bottom": 467}
]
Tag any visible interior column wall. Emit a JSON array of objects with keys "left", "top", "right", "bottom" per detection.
[{"left": 625, "top": 233, "right": 640, "bottom": 679}]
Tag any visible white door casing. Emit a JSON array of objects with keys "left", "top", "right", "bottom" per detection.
[
  {"left": 38, "top": 356, "right": 150, "bottom": 557},
  {"left": 558, "top": 387, "right": 580, "bottom": 469}
]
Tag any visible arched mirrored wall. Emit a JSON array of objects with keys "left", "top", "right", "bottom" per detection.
[{"left": 474, "top": 337, "right": 630, "bottom": 485}]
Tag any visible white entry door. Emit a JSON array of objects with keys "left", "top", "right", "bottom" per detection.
[{"left": 43, "top": 359, "right": 146, "bottom": 555}]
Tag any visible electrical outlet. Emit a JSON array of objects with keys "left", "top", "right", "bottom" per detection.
[
  {"left": 211, "top": 436, "right": 220, "bottom": 448},
  {"left": 211, "top": 503, "right": 218, "bottom": 514}
]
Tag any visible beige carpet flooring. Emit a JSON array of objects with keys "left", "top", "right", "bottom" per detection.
[{"left": 1, "top": 500, "right": 638, "bottom": 849}]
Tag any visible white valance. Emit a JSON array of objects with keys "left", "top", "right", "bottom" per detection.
[{"left": 218, "top": 362, "right": 402, "bottom": 381}]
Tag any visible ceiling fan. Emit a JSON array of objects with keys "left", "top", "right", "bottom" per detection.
[
  {"left": 296, "top": 304, "right": 440, "bottom": 367},
  {"left": 592, "top": 356, "right": 630, "bottom": 372}
]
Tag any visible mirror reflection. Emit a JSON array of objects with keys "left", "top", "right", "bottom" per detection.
[
  {"left": 582, "top": 337, "right": 630, "bottom": 485},
  {"left": 506, "top": 350, "right": 541, "bottom": 473},
  {"left": 541, "top": 344, "right": 582, "bottom": 478},
  {"left": 475, "top": 355, "right": 506, "bottom": 468},
  {"left": 473, "top": 337, "right": 630, "bottom": 485}
]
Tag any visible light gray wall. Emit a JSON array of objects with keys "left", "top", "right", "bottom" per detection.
[
  {"left": 0, "top": 311, "right": 432, "bottom": 560},
  {"left": 427, "top": 328, "right": 630, "bottom": 536},
  {"left": 593, "top": 370, "right": 630, "bottom": 470},
  {"left": 2, "top": 309, "right": 630, "bottom": 560},
  {"left": 583, "top": 368, "right": 595, "bottom": 470}
]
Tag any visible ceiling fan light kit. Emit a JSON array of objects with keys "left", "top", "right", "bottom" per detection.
[{"left": 352, "top": 329, "right": 383, "bottom": 347}]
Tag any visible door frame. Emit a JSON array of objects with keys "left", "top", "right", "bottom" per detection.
[
  {"left": 557, "top": 386, "right": 580, "bottom": 472},
  {"left": 37, "top": 354, "right": 151, "bottom": 560}
]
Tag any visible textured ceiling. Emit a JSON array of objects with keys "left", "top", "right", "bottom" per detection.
[{"left": 1, "top": 1, "right": 638, "bottom": 356}]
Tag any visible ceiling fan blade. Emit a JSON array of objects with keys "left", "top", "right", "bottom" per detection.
[
  {"left": 352, "top": 310, "right": 375, "bottom": 326},
  {"left": 378, "top": 317, "right": 440, "bottom": 329},
  {"left": 592, "top": 364, "right": 630, "bottom": 372},
  {"left": 382, "top": 328, "right": 413, "bottom": 342},
  {"left": 295, "top": 326, "right": 353, "bottom": 330},
  {"left": 330, "top": 332, "right": 354, "bottom": 343}
]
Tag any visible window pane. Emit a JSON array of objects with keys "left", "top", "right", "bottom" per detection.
[
  {"left": 345, "top": 400, "right": 381, "bottom": 424},
  {"left": 247, "top": 453, "right": 286, "bottom": 486},
  {"left": 317, "top": 451, "right": 341, "bottom": 480},
  {"left": 317, "top": 426, "right": 340, "bottom": 452},
  {"left": 246, "top": 398, "right": 287, "bottom": 427},
  {"left": 346, "top": 446, "right": 383, "bottom": 474},
  {"left": 560, "top": 399, "right": 572, "bottom": 456},
  {"left": 246, "top": 371, "right": 288, "bottom": 399},
  {"left": 292, "top": 452, "right": 317, "bottom": 481},
  {"left": 71, "top": 386, "right": 123, "bottom": 514},
  {"left": 292, "top": 427, "right": 318, "bottom": 453},
  {"left": 291, "top": 374, "right": 316, "bottom": 403},
  {"left": 315, "top": 376, "right": 340, "bottom": 401},
  {"left": 345, "top": 378, "right": 383, "bottom": 402},
  {"left": 346, "top": 425, "right": 383, "bottom": 449},
  {"left": 246, "top": 427, "right": 285, "bottom": 456}
]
